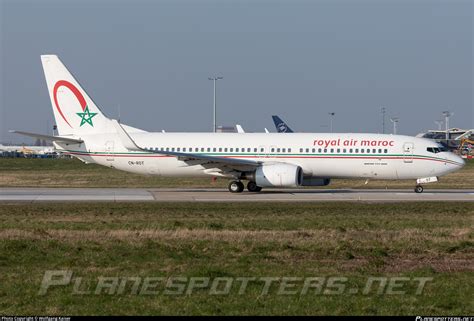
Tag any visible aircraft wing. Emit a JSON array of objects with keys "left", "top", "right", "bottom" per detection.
[
  {"left": 9, "top": 130, "right": 84, "bottom": 144},
  {"left": 112, "top": 120, "right": 261, "bottom": 174}
]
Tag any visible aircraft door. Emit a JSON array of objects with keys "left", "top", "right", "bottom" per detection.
[
  {"left": 269, "top": 145, "right": 277, "bottom": 158},
  {"left": 105, "top": 141, "right": 115, "bottom": 163},
  {"left": 258, "top": 145, "right": 267, "bottom": 158},
  {"left": 403, "top": 142, "right": 414, "bottom": 163}
]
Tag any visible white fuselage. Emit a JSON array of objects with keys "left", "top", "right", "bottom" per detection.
[{"left": 57, "top": 132, "right": 464, "bottom": 181}]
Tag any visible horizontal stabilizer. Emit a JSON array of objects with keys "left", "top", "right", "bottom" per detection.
[{"left": 9, "top": 130, "right": 83, "bottom": 144}]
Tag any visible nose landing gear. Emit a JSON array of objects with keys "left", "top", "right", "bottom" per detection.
[{"left": 414, "top": 185, "right": 424, "bottom": 193}]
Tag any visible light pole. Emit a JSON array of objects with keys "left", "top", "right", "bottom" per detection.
[
  {"left": 381, "top": 106, "right": 386, "bottom": 134},
  {"left": 208, "top": 76, "right": 223, "bottom": 132},
  {"left": 390, "top": 117, "right": 399, "bottom": 135},
  {"left": 328, "top": 112, "right": 335, "bottom": 133},
  {"left": 442, "top": 111, "right": 452, "bottom": 146}
]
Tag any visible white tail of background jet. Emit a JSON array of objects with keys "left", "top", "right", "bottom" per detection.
[{"left": 41, "top": 55, "right": 114, "bottom": 136}]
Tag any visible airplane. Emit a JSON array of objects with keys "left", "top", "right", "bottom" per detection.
[
  {"left": 0, "top": 144, "right": 55, "bottom": 155},
  {"left": 12, "top": 55, "right": 465, "bottom": 193},
  {"left": 272, "top": 115, "right": 294, "bottom": 133}
]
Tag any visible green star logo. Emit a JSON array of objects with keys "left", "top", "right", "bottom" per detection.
[{"left": 76, "top": 106, "right": 97, "bottom": 127}]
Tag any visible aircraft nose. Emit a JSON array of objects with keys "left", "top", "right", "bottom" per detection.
[{"left": 450, "top": 153, "right": 465, "bottom": 167}]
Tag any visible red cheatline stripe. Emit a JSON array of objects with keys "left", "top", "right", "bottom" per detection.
[{"left": 65, "top": 151, "right": 461, "bottom": 165}]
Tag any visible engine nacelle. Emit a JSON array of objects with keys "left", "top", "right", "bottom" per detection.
[
  {"left": 301, "top": 177, "right": 331, "bottom": 186},
  {"left": 254, "top": 163, "right": 303, "bottom": 187}
]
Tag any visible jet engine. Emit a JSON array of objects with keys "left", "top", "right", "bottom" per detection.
[{"left": 251, "top": 163, "right": 303, "bottom": 187}]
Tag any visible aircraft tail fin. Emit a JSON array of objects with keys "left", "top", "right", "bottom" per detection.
[
  {"left": 272, "top": 115, "right": 294, "bottom": 133},
  {"left": 41, "top": 55, "right": 114, "bottom": 136}
]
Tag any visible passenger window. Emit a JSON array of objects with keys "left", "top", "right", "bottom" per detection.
[
  {"left": 177, "top": 148, "right": 180, "bottom": 152},
  {"left": 337, "top": 149, "right": 340, "bottom": 153},
  {"left": 271, "top": 148, "right": 275, "bottom": 152},
  {"left": 306, "top": 148, "right": 309, "bottom": 153},
  {"left": 318, "top": 148, "right": 322, "bottom": 153},
  {"left": 282, "top": 148, "right": 286, "bottom": 153},
  {"left": 384, "top": 149, "right": 388, "bottom": 153},
  {"left": 230, "top": 148, "right": 233, "bottom": 152},
  {"left": 355, "top": 149, "right": 359, "bottom": 153},
  {"left": 277, "top": 148, "right": 280, "bottom": 153},
  {"left": 349, "top": 149, "right": 352, "bottom": 153},
  {"left": 330, "top": 149, "right": 334, "bottom": 153},
  {"left": 300, "top": 148, "right": 303, "bottom": 153},
  {"left": 343, "top": 149, "right": 346, "bottom": 153},
  {"left": 288, "top": 148, "right": 292, "bottom": 153},
  {"left": 219, "top": 148, "right": 222, "bottom": 152},
  {"left": 236, "top": 148, "right": 239, "bottom": 152},
  {"left": 378, "top": 149, "right": 382, "bottom": 153},
  {"left": 213, "top": 148, "right": 216, "bottom": 152},
  {"left": 324, "top": 149, "right": 327, "bottom": 153},
  {"left": 254, "top": 148, "right": 257, "bottom": 152},
  {"left": 224, "top": 148, "right": 228, "bottom": 152},
  {"left": 171, "top": 148, "right": 175, "bottom": 152}
]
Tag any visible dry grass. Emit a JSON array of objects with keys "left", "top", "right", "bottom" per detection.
[
  {"left": 0, "top": 227, "right": 471, "bottom": 246},
  {"left": 0, "top": 202, "right": 473, "bottom": 315}
]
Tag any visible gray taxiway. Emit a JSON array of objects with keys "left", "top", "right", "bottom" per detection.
[{"left": 0, "top": 187, "right": 473, "bottom": 202}]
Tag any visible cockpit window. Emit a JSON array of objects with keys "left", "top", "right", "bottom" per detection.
[{"left": 427, "top": 147, "right": 446, "bottom": 153}]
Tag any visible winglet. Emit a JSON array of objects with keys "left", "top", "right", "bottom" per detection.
[{"left": 236, "top": 124, "right": 245, "bottom": 133}]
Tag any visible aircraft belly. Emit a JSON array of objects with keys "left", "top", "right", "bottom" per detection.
[{"left": 302, "top": 158, "right": 397, "bottom": 179}]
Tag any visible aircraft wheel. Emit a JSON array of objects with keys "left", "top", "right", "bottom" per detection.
[
  {"left": 228, "top": 181, "right": 244, "bottom": 193},
  {"left": 247, "top": 181, "right": 262, "bottom": 192},
  {"left": 414, "top": 185, "right": 424, "bottom": 193}
]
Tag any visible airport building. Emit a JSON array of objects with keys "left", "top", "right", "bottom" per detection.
[{"left": 417, "top": 128, "right": 474, "bottom": 157}]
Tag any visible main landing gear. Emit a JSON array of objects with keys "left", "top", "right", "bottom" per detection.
[
  {"left": 228, "top": 181, "right": 263, "bottom": 193},
  {"left": 247, "top": 181, "right": 262, "bottom": 192},
  {"left": 228, "top": 181, "right": 244, "bottom": 193},
  {"left": 414, "top": 185, "right": 424, "bottom": 193}
]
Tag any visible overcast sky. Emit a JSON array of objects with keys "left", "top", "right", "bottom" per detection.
[{"left": 1, "top": 0, "right": 472, "bottom": 143}]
